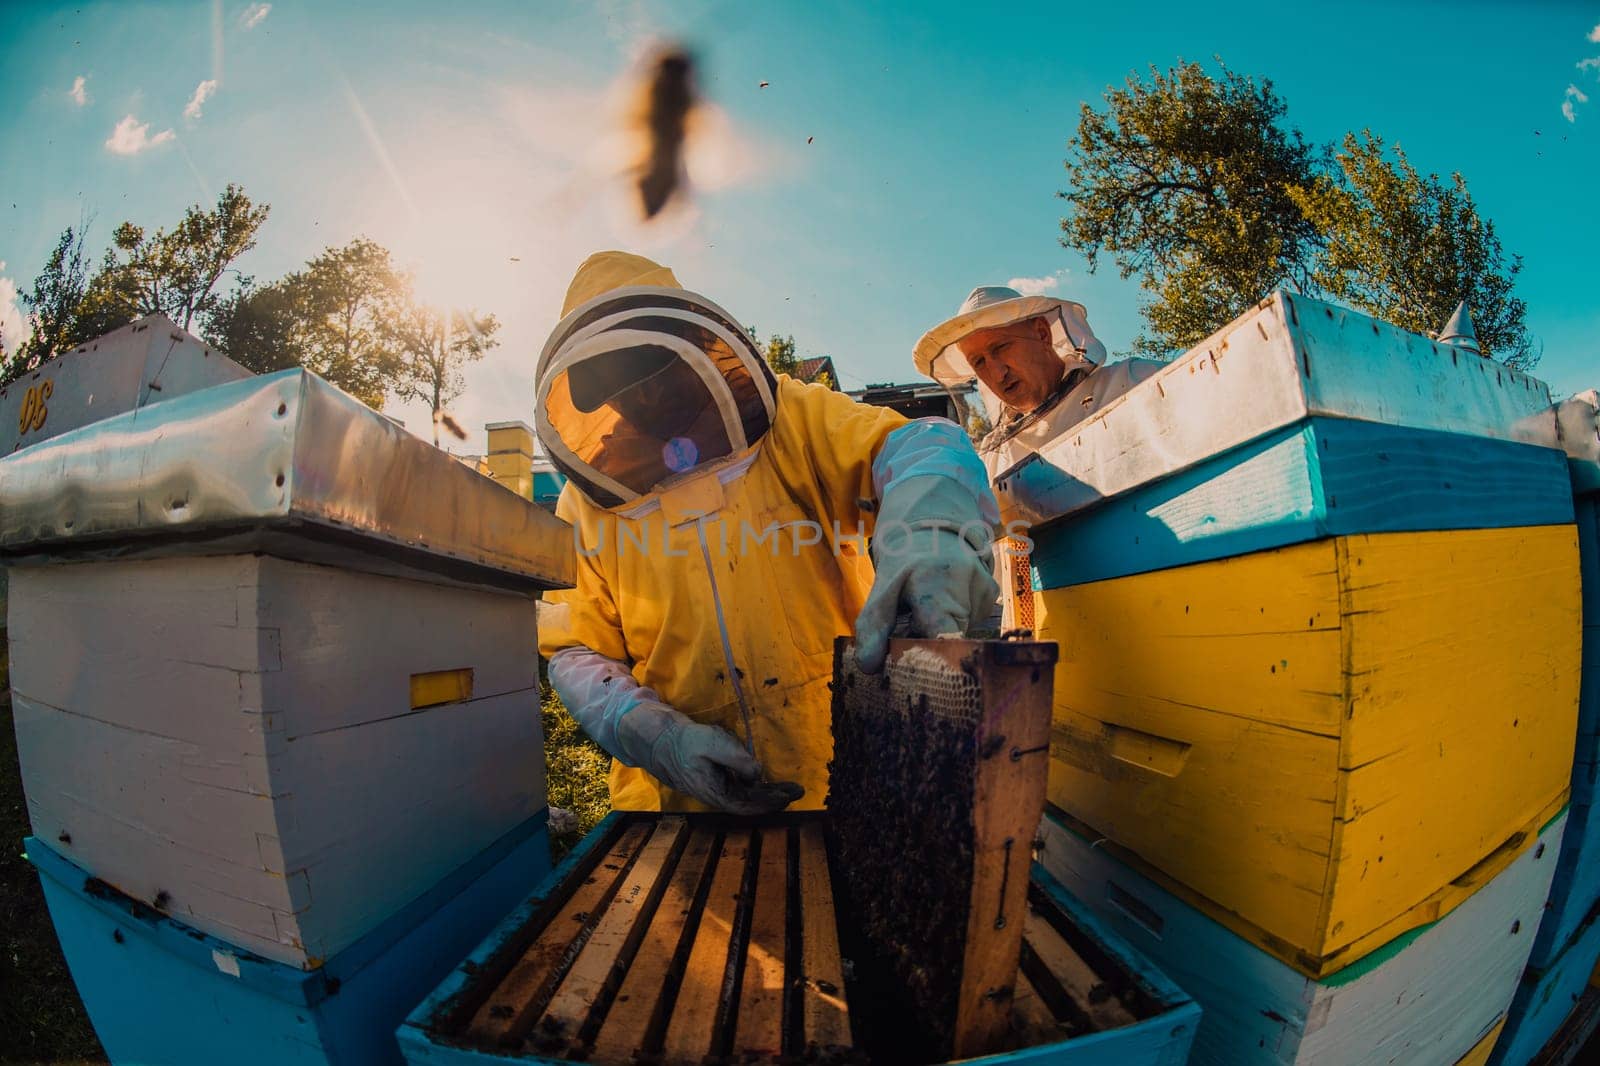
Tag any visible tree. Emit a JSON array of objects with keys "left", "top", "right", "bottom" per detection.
[
  {"left": 1061, "top": 60, "right": 1534, "bottom": 368},
  {"left": 207, "top": 238, "right": 408, "bottom": 409},
  {"left": 1, "top": 222, "right": 93, "bottom": 385},
  {"left": 387, "top": 304, "right": 500, "bottom": 445},
  {"left": 292, "top": 239, "right": 407, "bottom": 409},
  {"left": 206, "top": 278, "right": 306, "bottom": 375},
  {"left": 1060, "top": 60, "right": 1324, "bottom": 356},
  {"left": 1290, "top": 132, "right": 1534, "bottom": 367},
  {"left": 80, "top": 184, "right": 269, "bottom": 332}
]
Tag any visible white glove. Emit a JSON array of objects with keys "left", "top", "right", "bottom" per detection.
[
  {"left": 855, "top": 474, "right": 1001, "bottom": 674},
  {"left": 614, "top": 699, "right": 805, "bottom": 815},
  {"left": 547, "top": 646, "right": 804, "bottom": 814}
]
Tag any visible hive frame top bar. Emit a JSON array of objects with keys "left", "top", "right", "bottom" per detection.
[
  {"left": 0, "top": 369, "right": 576, "bottom": 593},
  {"left": 995, "top": 291, "right": 1562, "bottom": 529}
]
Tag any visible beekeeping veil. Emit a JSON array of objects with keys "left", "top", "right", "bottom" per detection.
[
  {"left": 535, "top": 251, "right": 779, "bottom": 509},
  {"left": 912, "top": 285, "right": 1107, "bottom": 426}
]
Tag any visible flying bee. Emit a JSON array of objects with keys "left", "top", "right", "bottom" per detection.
[{"left": 629, "top": 45, "right": 696, "bottom": 220}]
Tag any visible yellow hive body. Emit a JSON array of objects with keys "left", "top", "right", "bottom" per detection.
[{"left": 1041, "top": 524, "right": 1580, "bottom": 975}]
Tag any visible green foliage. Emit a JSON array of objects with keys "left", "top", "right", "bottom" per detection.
[
  {"left": 1061, "top": 60, "right": 1323, "bottom": 357},
  {"left": 760, "top": 331, "right": 800, "bottom": 377},
  {"left": 1061, "top": 60, "right": 1534, "bottom": 366},
  {"left": 1, "top": 223, "right": 94, "bottom": 386},
  {"left": 208, "top": 238, "right": 410, "bottom": 410},
  {"left": 81, "top": 184, "right": 269, "bottom": 332},
  {"left": 540, "top": 687, "right": 612, "bottom": 856},
  {"left": 746, "top": 326, "right": 842, "bottom": 386},
  {"left": 964, "top": 399, "right": 992, "bottom": 445},
  {"left": 2, "top": 187, "right": 267, "bottom": 387},
  {"left": 1290, "top": 132, "right": 1534, "bottom": 368},
  {"left": 386, "top": 304, "right": 500, "bottom": 444}
]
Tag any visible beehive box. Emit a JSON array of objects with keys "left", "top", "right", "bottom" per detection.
[
  {"left": 2, "top": 368, "right": 575, "bottom": 969},
  {"left": 996, "top": 294, "right": 1580, "bottom": 977},
  {"left": 0, "top": 313, "right": 251, "bottom": 457},
  {"left": 1490, "top": 905, "right": 1600, "bottom": 1066},
  {"left": 1038, "top": 807, "right": 1565, "bottom": 1066},
  {"left": 399, "top": 812, "right": 1200, "bottom": 1066},
  {"left": 1530, "top": 391, "right": 1600, "bottom": 970},
  {"left": 828, "top": 638, "right": 1056, "bottom": 1060}
]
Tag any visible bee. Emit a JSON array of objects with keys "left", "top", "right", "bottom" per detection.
[{"left": 631, "top": 46, "right": 696, "bottom": 220}]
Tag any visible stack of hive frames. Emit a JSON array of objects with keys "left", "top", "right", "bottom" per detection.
[
  {"left": 827, "top": 637, "right": 1056, "bottom": 1061},
  {"left": 454, "top": 815, "right": 849, "bottom": 1062},
  {"left": 407, "top": 812, "right": 1198, "bottom": 1066},
  {"left": 1491, "top": 391, "right": 1600, "bottom": 1066},
  {"left": 996, "top": 293, "right": 1582, "bottom": 1064}
]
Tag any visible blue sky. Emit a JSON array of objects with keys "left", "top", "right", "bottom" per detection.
[{"left": 2, "top": 0, "right": 1597, "bottom": 443}]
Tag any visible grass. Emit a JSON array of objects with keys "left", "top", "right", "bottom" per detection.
[
  {"left": 541, "top": 687, "right": 614, "bottom": 855},
  {"left": 0, "top": 632, "right": 610, "bottom": 1064}
]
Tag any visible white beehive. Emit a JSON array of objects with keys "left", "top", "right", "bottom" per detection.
[{"left": 2, "top": 368, "right": 575, "bottom": 968}]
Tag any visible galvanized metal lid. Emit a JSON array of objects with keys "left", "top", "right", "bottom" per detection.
[{"left": 0, "top": 369, "right": 575, "bottom": 592}]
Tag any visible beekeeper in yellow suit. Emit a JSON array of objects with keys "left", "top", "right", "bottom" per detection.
[{"left": 537, "top": 252, "right": 1000, "bottom": 813}]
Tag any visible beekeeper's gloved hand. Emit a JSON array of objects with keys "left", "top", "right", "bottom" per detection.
[
  {"left": 855, "top": 473, "right": 1001, "bottom": 674},
  {"left": 547, "top": 646, "right": 804, "bottom": 814},
  {"left": 614, "top": 699, "right": 805, "bottom": 814}
]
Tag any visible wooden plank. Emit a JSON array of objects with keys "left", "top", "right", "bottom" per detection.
[
  {"left": 531, "top": 817, "right": 688, "bottom": 1052},
  {"left": 830, "top": 639, "right": 1055, "bottom": 1061},
  {"left": 1022, "top": 903, "right": 1137, "bottom": 1031},
  {"left": 796, "top": 823, "right": 850, "bottom": 1051},
  {"left": 1040, "top": 540, "right": 1343, "bottom": 958},
  {"left": 1456, "top": 1018, "right": 1505, "bottom": 1066},
  {"left": 255, "top": 555, "right": 538, "bottom": 739},
  {"left": 1041, "top": 527, "right": 1582, "bottom": 973},
  {"left": 1010, "top": 970, "right": 1066, "bottom": 1048},
  {"left": 1330, "top": 526, "right": 1580, "bottom": 957},
  {"left": 263, "top": 685, "right": 546, "bottom": 964},
  {"left": 1490, "top": 910, "right": 1600, "bottom": 1066},
  {"left": 954, "top": 641, "right": 1056, "bottom": 1059},
  {"left": 1529, "top": 985, "right": 1600, "bottom": 1066},
  {"left": 589, "top": 827, "right": 718, "bottom": 1059},
  {"left": 1040, "top": 539, "right": 1345, "bottom": 735},
  {"left": 1532, "top": 795, "right": 1600, "bottom": 969},
  {"left": 465, "top": 822, "right": 652, "bottom": 1046},
  {"left": 1028, "top": 419, "right": 1572, "bottom": 590},
  {"left": 661, "top": 829, "right": 750, "bottom": 1065},
  {"left": 732, "top": 828, "right": 789, "bottom": 1059},
  {"left": 1036, "top": 809, "right": 1562, "bottom": 1066}
]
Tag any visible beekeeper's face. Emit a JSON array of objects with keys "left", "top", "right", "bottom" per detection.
[{"left": 957, "top": 317, "right": 1064, "bottom": 413}]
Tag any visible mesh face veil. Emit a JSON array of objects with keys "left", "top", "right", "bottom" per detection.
[{"left": 535, "top": 285, "right": 779, "bottom": 508}]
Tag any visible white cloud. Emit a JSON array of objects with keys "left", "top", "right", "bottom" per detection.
[
  {"left": 1580, "top": 56, "right": 1600, "bottom": 73},
  {"left": 1570, "top": 84, "right": 1592, "bottom": 104},
  {"left": 69, "top": 75, "right": 89, "bottom": 106},
  {"left": 1589, "top": 23, "right": 1600, "bottom": 42},
  {"left": 240, "top": 3, "right": 271, "bottom": 30},
  {"left": 184, "top": 79, "right": 218, "bottom": 120},
  {"left": 1006, "top": 270, "right": 1069, "bottom": 296},
  {"left": 1, "top": 264, "right": 30, "bottom": 356},
  {"left": 105, "top": 114, "right": 176, "bottom": 155},
  {"left": 1563, "top": 100, "right": 1578, "bottom": 122}
]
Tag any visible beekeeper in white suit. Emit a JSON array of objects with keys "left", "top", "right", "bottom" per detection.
[{"left": 914, "top": 285, "right": 1165, "bottom": 628}]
